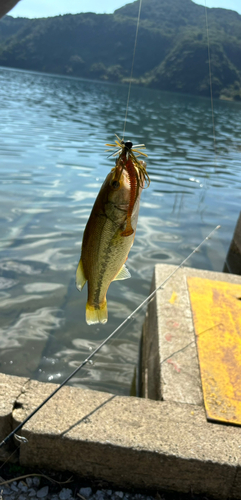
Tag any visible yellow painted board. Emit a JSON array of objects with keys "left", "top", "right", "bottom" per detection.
[{"left": 187, "top": 277, "right": 241, "bottom": 426}]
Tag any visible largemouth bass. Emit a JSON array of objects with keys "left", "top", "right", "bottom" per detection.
[{"left": 76, "top": 139, "right": 149, "bottom": 325}]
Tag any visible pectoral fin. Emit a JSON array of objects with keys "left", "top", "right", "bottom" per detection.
[
  {"left": 76, "top": 259, "right": 87, "bottom": 291},
  {"left": 113, "top": 263, "right": 131, "bottom": 281}
]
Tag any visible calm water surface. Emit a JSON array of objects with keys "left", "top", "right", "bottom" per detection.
[{"left": 0, "top": 67, "right": 240, "bottom": 395}]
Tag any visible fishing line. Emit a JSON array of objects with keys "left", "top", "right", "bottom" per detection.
[
  {"left": 204, "top": 0, "right": 217, "bottom": 163},
  {"left": 122, "top": 0, "right": 143, "bottom": 139},
  {"left": 0, "top": 224, "right": 220, "bottom": 449}
]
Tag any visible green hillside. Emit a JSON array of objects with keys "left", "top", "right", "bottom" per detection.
[{"left": 0, "top": 0, "right": 240, "bottom": 99}]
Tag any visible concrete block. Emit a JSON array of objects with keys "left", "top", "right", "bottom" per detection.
[
  {"left": 10, "top": 378, "right": 241, "bottom": 498},
  {"left": 230, "top": 465, "right": 241, "bottom": 498},
  {"left": 142, "top": 265, "right": 241, "bottom": 405},
  {"left": 141, "top": 274, "right": 161, "bottom": 400},
  {"left": 0, "top": 373, "right": 29, "bottom": 460}
]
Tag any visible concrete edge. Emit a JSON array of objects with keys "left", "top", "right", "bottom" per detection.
[{"left": 0, "top": 372, "right": 241, "bottom": 498}]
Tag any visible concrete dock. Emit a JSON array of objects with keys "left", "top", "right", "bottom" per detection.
[{"left": 1, "top": 264, "right": 241, "bottom": 499}]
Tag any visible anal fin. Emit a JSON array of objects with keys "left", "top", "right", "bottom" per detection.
[{"left": 113, "top": 263, "right": 131, "bottom": 281}]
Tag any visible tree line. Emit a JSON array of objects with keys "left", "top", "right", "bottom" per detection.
[{"left": 0, "top": 0, "right": 240, "bottom": 100}]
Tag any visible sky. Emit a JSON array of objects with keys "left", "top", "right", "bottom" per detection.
[{"left": 9, "top": 0, "right": 241, "bottom": 18}]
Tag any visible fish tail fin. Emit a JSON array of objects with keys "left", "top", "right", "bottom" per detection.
[
  {"left": 76, "top": 259, "right": 87, "bottom": 291},
  {"left": 86, "top": 300, "right": 108, "bottom": 325}
]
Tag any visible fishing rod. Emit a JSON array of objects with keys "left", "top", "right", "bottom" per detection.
[{"left": 0, "top": 224, "right": 220, "bottom": 449}]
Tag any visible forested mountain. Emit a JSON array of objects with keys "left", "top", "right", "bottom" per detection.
[{"left": 0, "top": 0, "right": 241, "bottom": 99}]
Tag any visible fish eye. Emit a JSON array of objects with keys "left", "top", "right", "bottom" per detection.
[{"left": 111, "top": 180, "right": 120, "bottom": 189}]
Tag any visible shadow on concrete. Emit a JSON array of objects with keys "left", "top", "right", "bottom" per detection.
[{"left": 60, "top": 394, "right": 117, "bottom": 437}]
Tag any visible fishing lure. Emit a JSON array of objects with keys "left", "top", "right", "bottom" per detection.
[{"left": 106, "top": 135, "right": 150, "bottom": 237}]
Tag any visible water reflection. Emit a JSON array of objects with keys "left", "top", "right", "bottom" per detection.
[{"left": 0, "top": 67, "right": 240, "bottom": 394}]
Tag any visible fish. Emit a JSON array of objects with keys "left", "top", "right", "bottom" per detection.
[{"left": 76, "top": 138, "right": 150, "bottom": 325}]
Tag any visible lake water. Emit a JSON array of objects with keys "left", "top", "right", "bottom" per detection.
[{"left": 0, "top": 66, "right": 240, "bottom": 396}]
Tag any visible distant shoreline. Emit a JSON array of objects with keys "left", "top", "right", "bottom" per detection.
[
  {"left": 0, "top": 0, "right": 241, "bottom": 101},
  {"left": 0, "top": 64, "right": 240, "bottom": 103}
]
